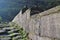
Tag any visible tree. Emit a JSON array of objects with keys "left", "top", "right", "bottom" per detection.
[{"left": 0, "top": 16, "right": 2, "bottom": 23}]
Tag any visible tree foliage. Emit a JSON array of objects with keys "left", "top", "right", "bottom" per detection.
[
  {"left": 0, "top": 16, "right": 2, "bottom": 22},
  {"left": 0, "top": 0, "right": 60, "bottom": 22}
]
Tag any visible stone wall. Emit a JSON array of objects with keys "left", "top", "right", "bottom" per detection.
[{"left": 12, "top": 6, "right": 60, "bottom": 40}]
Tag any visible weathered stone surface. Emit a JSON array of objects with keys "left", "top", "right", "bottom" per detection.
[
  {"left": 55, "top": 39, "right": 59, "bottom": 40},
  {"left": 12, "top": 10, "right": 23, "bottom": 26},
  {"left": 40, "top": 12, "right": 60, "bottom": 39},
  {"left": 39, "top": 37, "right": 52, "bottom": 40},
  {"left": 29, "top": 17, "right": 40, "bottom": 35},
  {"left": 55, "top": 39, "right": 60, "bottom": 40},
  {"left": 28, "top": 33, "right": 52, "bottom": 40},
  {"left": 12, "top": 6, "right": 60, "bottom": 40},
  {"left": 39, "top": 6, "right": 60, "bottom": 17},
  {"left": 25, "top": 19, "right": 30, "bottom": 33},
  {"left": 29, "top": 19, "right": 35, "bottom": 33}
]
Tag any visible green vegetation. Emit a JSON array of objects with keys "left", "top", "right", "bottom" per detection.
[
  {"left": 0, "top": 22, "right": 28, "bottom": 40},
  {"left": 9, "top": 22, "right": 28, "bottom": 40},
  {"left": 0, "top": 16, "right": 2, "bottom": 23},
  {"left": 0, "top": 0, "right": 60, "bottom": 22}
]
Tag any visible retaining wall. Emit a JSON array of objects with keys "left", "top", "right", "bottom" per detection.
[{"left": 12, "top": 6, "right": 60, "bottom": 40}]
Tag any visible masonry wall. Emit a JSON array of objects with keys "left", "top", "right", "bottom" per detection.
[{"left": 12, "top": 6, "right": 60, "bottom": 40}]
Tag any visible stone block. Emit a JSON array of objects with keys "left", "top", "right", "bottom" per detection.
[
  {"left": 40, "top": 13, "right": 60, "bottom": 39},
  {"left": 55, "top": 39, "right": 60, "bottom": 40},
  {"left": 39, "top": 37, "right": 52, "bottom": 40},
  {"left": 28, "top": 33, "right": 52, "bottom": 40}
]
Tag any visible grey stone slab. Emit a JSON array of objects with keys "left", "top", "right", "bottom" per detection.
[
  {"left": 40, "top": 13, "right": 60, "bottom": 39},
  {"left": 28, "top": 34, "right": 52, "bottom": 40},
  {"left": 8, "top": 29, "right": 19, "bottom": 33},
  {"left": 24, "top": 19, "right": 30, "bottom": 33},
  {"left": 13, "top": 36, "right": 21, "bottom": 39},
  {"left": 8, "top": 33, "right": 20, "bottom": 37},
  {"left": 29, "top": 19, "right": 35, "bottom": 34},
  {"left": 3, "top": 27, "right": 15, "bottom": 30},
  {"left": 39, "top": 37, "right": 52, "bottom": 40},
  {"left": 33, "top": 17, "right": 40, "bottom": 36},
  {"left": 0, "top": 38, "right": 11, "bottom": 40},
  {"left": 0, "top": 30, "right": 5, "bottom": 33},
  {"left": 40, "top": 15, "right": 50, "bottom": 37},
  {"left": 55, "top": 39, "right": 60, "bottom": 40},
  {"left": 39, "top": 6, "right": 60, "bottom": 17},
  {"left": 0, "top": 37, "right": 11, "bottom": 40}
]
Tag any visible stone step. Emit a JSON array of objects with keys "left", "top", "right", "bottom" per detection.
[
  {"left": 8, "top": 29, "right": 19, "bottom": 33},
  {"left": 3, "top": 27, "right": 15, "bottom": 30},
  {"left": 0, "top": 35, "right": 11, "bottom": 40},
  {"left": 0, "top": 37, "right": 11, "bottom": 39},
  {"left": 13, "top": 36, "right": 21, "bottom": 39},
  {"left": 29, "top": 34, "right": 53, "bottom": 40},
  {"left": 0, "top": 30, "right": 5, "bottom": 33},
  {"left": 8, "top": 33, "right": 20, "bottom": 37},
  {"left": 0, "top": 38, "right": 11, "bottom": 40},
  {"left": 0, "top": 35, "right": 10, "bottom": 37},
  {"left": 0, "top": 23, "right": 21, "bottom": 40},
  {"left": 0, "top": 24, "right": 9, "bottom": 28}
]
